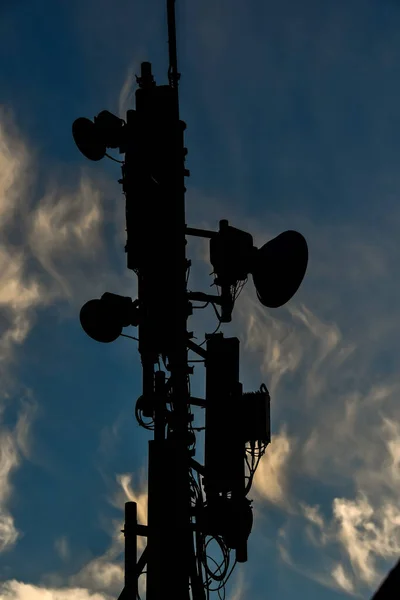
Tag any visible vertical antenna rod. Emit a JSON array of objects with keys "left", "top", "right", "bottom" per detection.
[{"left": 167, "top": 0, "right": 181, "bottom": 89}]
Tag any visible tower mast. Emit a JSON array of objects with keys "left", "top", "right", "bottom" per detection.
[{"left": 72, "top": 1, "right": 308, "bottom": 599}]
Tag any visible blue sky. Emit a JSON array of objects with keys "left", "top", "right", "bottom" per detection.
[{"left": 1, "top": 0, "right": 400, "bottom": 598}]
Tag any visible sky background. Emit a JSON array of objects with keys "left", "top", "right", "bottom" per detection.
[{"left": 0, "top": 0, "right": 400, "bottom": 598}]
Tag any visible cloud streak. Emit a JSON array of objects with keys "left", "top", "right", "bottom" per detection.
[{"left": 0, "top": 396, "right": 37, "bottom": 554}]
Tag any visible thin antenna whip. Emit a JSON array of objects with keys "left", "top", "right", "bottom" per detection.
[{"left": 167, "top": 0, "right": 181, "bottom": 88}]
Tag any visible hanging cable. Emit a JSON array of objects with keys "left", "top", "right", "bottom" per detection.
[
  {"left": 120, "top": 333, "right": 139, "bottom": 342},
  {"left": 105, "top": 152, "right": 124, "bottom": 163}
]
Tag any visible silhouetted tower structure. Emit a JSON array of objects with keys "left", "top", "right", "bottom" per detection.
[{"left": 72, "top": 1, "right": 309, "bottom": 599}]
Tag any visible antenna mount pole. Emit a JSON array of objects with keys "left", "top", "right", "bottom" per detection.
[{"left": 167, "top": 0, "right": 181, "bottom": 89}]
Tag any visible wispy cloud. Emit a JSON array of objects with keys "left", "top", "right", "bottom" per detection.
[
  {"left": 252, "top": 429, "right": 292, "bottom": 508},
  {"left": 0, "top": 108, "right": 107, "bottom": 381},
  {"left": 55, "top": 536, "right": 70, "bottom": 562},
  {"left": 0, "top": 108, "right": 42, "bottom": 389},
  {"left": 109, "top": 472, "right": 148, "bottom": 554},
  {"left": 0, "top": 397, "right": 37, "bottom": 554},
  {"left": 227, "top": 565, "right": 248, "bottom": 600},
  {"left": 28, "top": 174, "right": 104, "bottom": 300},
  {"left": 331, "top": 563, "right": 354, "bottom": 595}
]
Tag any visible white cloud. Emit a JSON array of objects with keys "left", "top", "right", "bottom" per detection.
[
  {"left": 227, "top": 566, "right": 247, "bottom": 600},
  {"left": 0, "top": 398, "right": 37, "bottom": 554},
  {"left": 14, "top": 395, "right": 37, "bottom": 460},
  {"left": 0, "top": 513, "right": 18, "bottom": 553},
  {"left": 0, "top": 106, "right": 33, "bottom": 225},
  {"left": 0, "top": 109, "right": 42, "bottom": 386},
  {"left": 118, "top": 63, "right": 136, "bottom": 119},
  {"left": 333, "top": 496, "right": 376, "bottom": 584},
  {"left": 0, "top": 580, "right": 112, "bottom": 600},
  {"left": 300, "top": 503, "right": 332, "bottom": 549},
  {"left": 54, "top": 537, "right": 70, "bottom": 562},
  {"left": 69, "top": 561, "right": 124, "bottom": 598},
  {"left": 252, "top": 429, "right": 292, "bottom": 508},
  {"left": 331, "top": 564, "right": 354, "bottom": 594},
  {"left": 109, "top": 472, "right": 148, "bottom": 554},
  {"left": 27, "top": 173, "right": 104, "bottom": 300},
  {"left": 333, "top": 494, "right": 400, "bottom": 585},
  {"left": 0, "top": 429, "right": 20, "bottom": 506}
]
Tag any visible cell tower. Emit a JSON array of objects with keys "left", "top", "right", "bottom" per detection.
[{"left": 72, "top": 1, "right": 309, "bottom": 598}]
